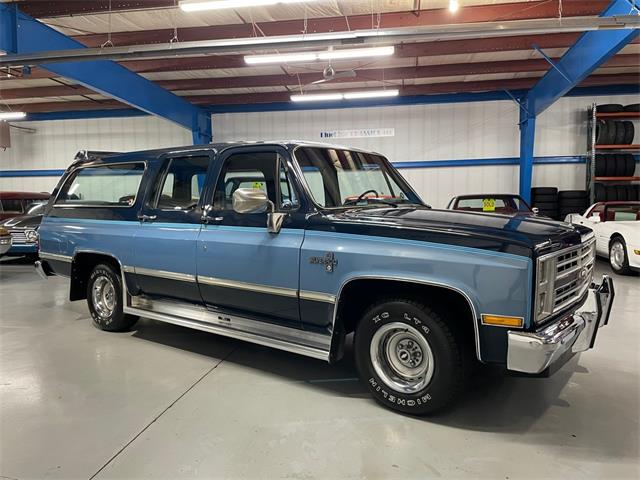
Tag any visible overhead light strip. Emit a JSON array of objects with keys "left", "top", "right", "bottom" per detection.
[
  {"left": 0, "top": 112, "right": 27, "bottom": 120},
  {"left": 291, "top": 89, "right": 399, "bottom": 102},
  {"left": 245, "top": 46, "right": 395, "bottom": 65},
  {"left": 180, "top": 0, "right": 315, "bottom": 11}
]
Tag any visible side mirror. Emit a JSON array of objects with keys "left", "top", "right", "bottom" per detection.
[
  {"left": 232, "top": 188, "right": 287, "bottom": 234},
  {"left": 588, "top": 214, "right": 601, "bottom": 223},
  {"left": 532, "top": 207, "right": 540, "bottom": 215},
  {"left": 233, "top": 188, "right": 269, "bottom": 214}
]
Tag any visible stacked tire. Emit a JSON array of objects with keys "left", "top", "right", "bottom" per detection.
[
  {"left": 594, "top": 183, "right": 640, "bottom": 202},
  {"left": 594, "top": 153, "right": 636, "bottom": 177},
  {"left": 595, "top": 104, "right": 636, "bottom": 145},
  {"left": 530, "top": 187, "right": 558, "bottom": 219},
  {"left": 558, "top": 190, "right": 589, "bottom": 220}
]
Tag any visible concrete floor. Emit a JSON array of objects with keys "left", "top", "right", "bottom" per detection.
[{"left": 0, "top": 258, "right": 638, "bottom": 480}]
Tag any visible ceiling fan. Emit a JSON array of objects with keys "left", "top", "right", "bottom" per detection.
[{"left": 311, "top": 65, "right": 357, "bottom": 85}]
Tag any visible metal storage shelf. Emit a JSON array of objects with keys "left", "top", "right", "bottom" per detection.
[
  {"left": 587, "top": 103, "right": 638, "bottom": 203},
  {"left": 593, "top": 176, "right": 640, "bottom": 181},
  {"left": 594, "top": 144, "right": 640, "bottom": 150},
  {"left": 596, "top": 112, "right": 640, "bottom": 119}
]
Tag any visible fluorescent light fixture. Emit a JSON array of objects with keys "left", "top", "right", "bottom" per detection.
[
  {"left": 343, "top": 89, "right": 399, "bottom": 99},
  {"left": 0, "top": 111, "right": 27, "bottom": 120},
  {"left": 180, "top": 0, "right": 314, "bottom": 11},
  {"left": 245, "top": 46, "right": 394, "bottom": 65},
  {"left": 291, "top": 93, "right": 344, "bottom": 102},
  {"left": 449, "top": 0, "right": 459, "bottom": 13},
  {"left": 291, "top": 89, "right": 399, "bottom": 102}
]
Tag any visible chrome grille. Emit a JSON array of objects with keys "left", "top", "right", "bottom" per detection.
[
  {"left": 535, "top": 236, "right": 595, "bottom": 323},
  {"left": 8, "top": 228, "right": 28, "bottom": 245},
  {"left": 552, "top": 241, "right": 595, "bottom": 312}
]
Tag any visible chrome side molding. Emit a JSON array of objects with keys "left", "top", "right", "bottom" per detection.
[{"left": 124, "top": 294, "right": 332, "bottom": 362}]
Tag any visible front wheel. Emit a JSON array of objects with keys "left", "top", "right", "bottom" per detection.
[
  {"left": 609, "top": 237, "right": 632, "bottom": 275},
  {"left": 87, "top": 263, "right": 138, "bottom": 331},
  {"left": 354, "top": 298, "right": 468, "bottom": 415}
]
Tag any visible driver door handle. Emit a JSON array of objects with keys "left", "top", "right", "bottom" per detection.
[{"left": 138, "top": 214, "right": 157, "bottom": 222}]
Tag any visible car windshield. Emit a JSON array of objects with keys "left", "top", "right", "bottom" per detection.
[
  {"left": 294, "top": 147, "right": 420, "bottom": 208},
  {"left": 605, "top": 204, "right": 639, "bottom": 221},
  {"left": 455, "top": 196, "right": 531, "bottom": 214}
]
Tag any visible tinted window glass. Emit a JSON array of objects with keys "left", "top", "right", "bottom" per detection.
[
  {"left": 295, "top": 147, "right": 416, "bottom": 208},
  {"left": 154, "top": 156, "right": 209, "bottom": 210},
  {"left": 214, "top": 152, "right": 297, "bottom": 211},
  {"left": 0, "top": 199, "right": 24, "bottom": 213},
  {"left": 56, "top": 163, "right": 145, "bottom": 207}
]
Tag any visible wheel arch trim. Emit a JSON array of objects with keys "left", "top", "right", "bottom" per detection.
[{"left": 331, "top": 275, "right": 482, "bottom": 361}]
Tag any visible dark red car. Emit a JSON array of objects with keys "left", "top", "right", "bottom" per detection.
[
  {"left": 0, "top": 191, "right": 50, "bottom": 221},
  {"left": 447, "top": 194, "right": 538, "bottom": 216}
]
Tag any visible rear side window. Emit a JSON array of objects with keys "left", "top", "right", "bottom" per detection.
[
  {"left": 56, "top": 163, "right": 145, "bottom": 207},
  {"left": 153, "top": 156, "right": 209, "bottom": 210}
]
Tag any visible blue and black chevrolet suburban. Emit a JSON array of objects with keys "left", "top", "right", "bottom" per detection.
[{"left": 36, "top": 142, "right": 614, "bottom": 415}]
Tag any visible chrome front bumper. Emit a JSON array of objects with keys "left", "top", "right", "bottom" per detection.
[{"left": 507, "top": 275, "right": 615, "bottom": 375}]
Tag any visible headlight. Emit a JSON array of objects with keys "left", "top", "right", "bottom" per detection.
[{"left": 25, "top": 230, "right": 39, "bottom": 243}]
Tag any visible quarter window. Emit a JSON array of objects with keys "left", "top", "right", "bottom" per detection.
[{"left": 56, "top": 163, "right": 145, "bottom": 207}]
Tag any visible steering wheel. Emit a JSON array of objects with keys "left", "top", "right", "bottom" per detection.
[{"left": 355, "top": 189, "right": 379, "bottom": 203}]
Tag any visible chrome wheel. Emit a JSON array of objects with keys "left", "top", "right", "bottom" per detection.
[
  {"left": 610, "top": 241, "right": 625, "bottom": 270},
  {"left": 91, "top": 275, "right": 116, "bottom": 319},
  {"left": 369, "top": 322, "right": 435, "bottom": 394}
]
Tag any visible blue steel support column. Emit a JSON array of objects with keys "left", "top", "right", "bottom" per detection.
[
  {"left": 0, "top": 4, "right": 212, "bottom": 145},
  {"left": 519, "top": 108, "right": 536, "bottom": 204},
  {"left": 518, "top": 0, "right": 638, "bottom": 199}
]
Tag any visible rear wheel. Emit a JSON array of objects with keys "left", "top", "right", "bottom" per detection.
[
  {"left": 355, "top": 298, "right": 468, "bottom": 415},
  {"left": 87, "top": 263, "right": 138, "bottom": 331},
  {"left": 609, "top": 237, "right": 632, "bottom": 275}
]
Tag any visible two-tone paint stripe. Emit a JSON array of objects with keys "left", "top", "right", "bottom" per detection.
[{"left": 121, "top": 264, "right": 336, "bottom": 304}]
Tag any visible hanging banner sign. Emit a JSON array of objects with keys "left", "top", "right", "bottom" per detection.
[{"left": 319, "top": 128, "right": 395, "bottom": 139}]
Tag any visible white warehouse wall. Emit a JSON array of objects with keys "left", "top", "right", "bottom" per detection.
[
  {"left": 1, "top": 93, "right": 637, "bottom": 208},
  {"left": 0, "top": 116, "right": 191, "bottom": 193},
  {"left": 213, "top": 93, "right": 638, "bottom": 207}
]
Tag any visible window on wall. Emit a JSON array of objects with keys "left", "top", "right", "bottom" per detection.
[
  {"left": 153, "top": 156, "right": 209, "bottom": 210},
  {"left": 56, "top": 163, "right": 145, "bottom": 207}
]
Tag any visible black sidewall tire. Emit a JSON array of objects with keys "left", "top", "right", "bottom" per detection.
[
  {"left": 598, "top": 104, "right": 624, "bottom": 113},
  {"left": 87, "top": 264, "right": 137, "bottom": 332},
  {"left": 623, "top": 121, "right": 634, "bottom": 145},
  {"left": 355, "top": 299, "right": 465, "bottom": 415},
  {"left": 614, "top": 122, "right": 626, "bottom": 145},
  {"left": 625, "top": 154, "right": 635, "bottom": 177}
]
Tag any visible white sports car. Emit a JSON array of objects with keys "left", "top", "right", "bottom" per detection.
[{"left": 565, "top": 201, "right": 640, "bottom": 275}]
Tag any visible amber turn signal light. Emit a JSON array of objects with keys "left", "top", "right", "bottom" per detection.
[{"left": 481, "top": 314, "right": 524, "bottom": 328}]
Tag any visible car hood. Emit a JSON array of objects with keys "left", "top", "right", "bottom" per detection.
[
  {"left": 314, "top": 206, "right": 590, "bottom": 257},
  {"left": 1, "top": 214, "right": 43, "bottom": 229}
]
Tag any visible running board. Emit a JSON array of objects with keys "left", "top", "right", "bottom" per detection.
[{"left": 124, "top": 295, "right": 332, "bottom": 362}]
